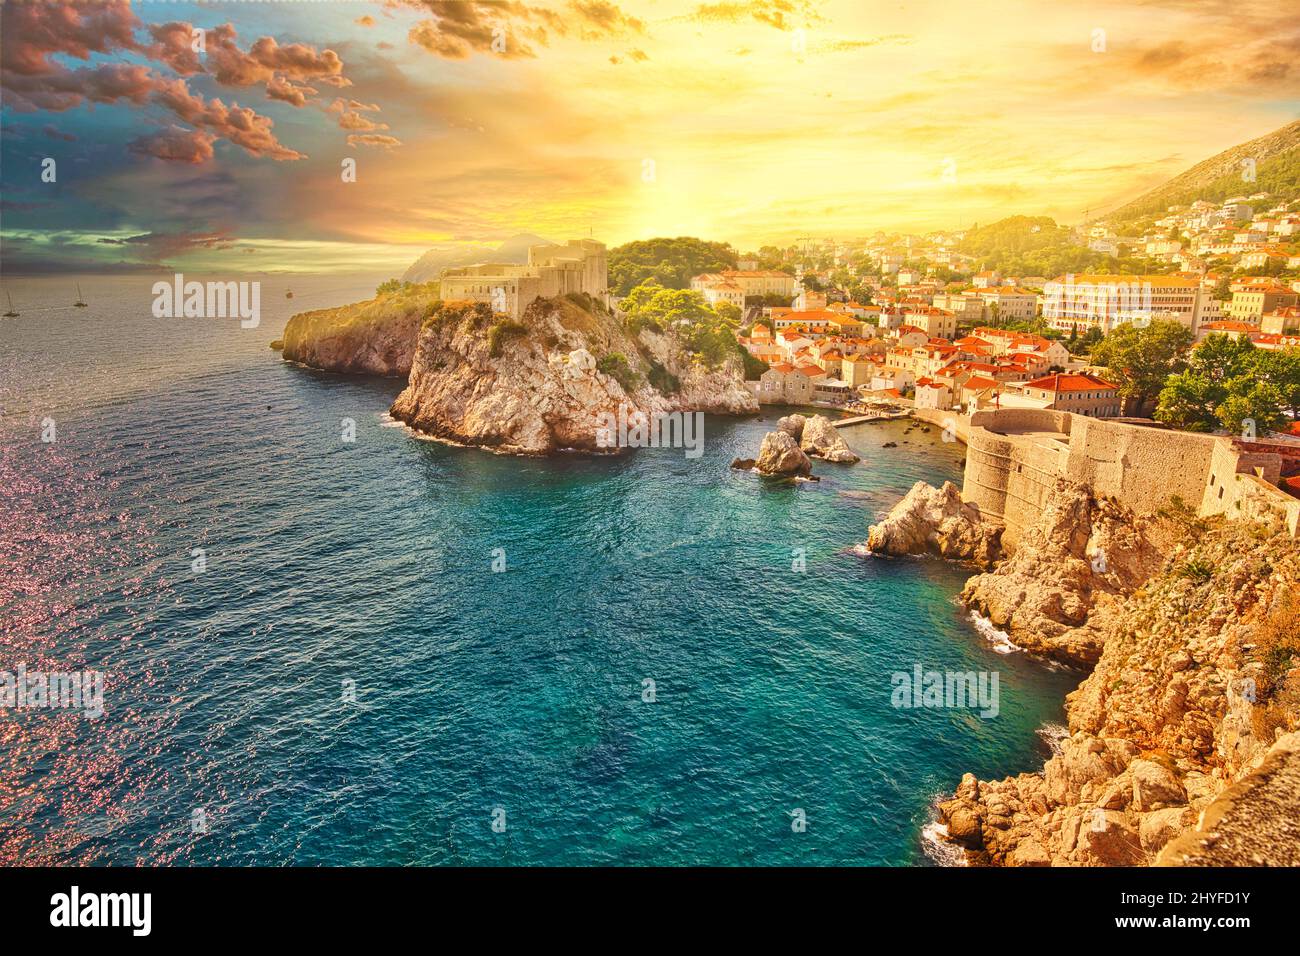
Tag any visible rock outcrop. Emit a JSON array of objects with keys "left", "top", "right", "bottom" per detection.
[
  {"left": 754, "top": 430, "right": 813, "bottom": 477},
  {"left": 960, "top": 479, "right": 1166, "bottom": 665},
  {"left": 800, "top": 415, "right": 860, "bottom": 463},
  {"left": 284, "top": 290, "right": 758, "bottom": 456},
  {"left": 773, "top": 413, "right": 860, "bottom": 463},
  {"left": 865, "top": 481, "right": 1002, "bottom": 566},
  {"left": 938, "top": 517, "right": 1300, "bottom": 866},
  {"left": 280, "top": 286, "right": 432, "bottom": 377}
]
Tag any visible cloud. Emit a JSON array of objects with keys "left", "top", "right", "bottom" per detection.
[
  {"left": 681, "top": 1, "right": 824, "bottom": 30},
  {"left": 399, "top": 0, "right": 644, "bottom": 60},
  {"left": 96, "top": 228, "right": 237, "bottom": 264},
  {"left": 0, "top": 0, "right": 143, "bottom": 76},
  {"left": 2, "top": 62, "right": 156, "bottom": 113},
  {"left": 153, "top": 78, "right": 305, "bottom": 160},
  {"left": 1, "top": 3, "right": 365, "bottom": 163},
  {"left": 346, "top": 133, "right": 403, "bottom": 149},
  {"left": 266, "top": 75, "right": 317, "bottom": 107},
  {"left": 128, "top": 125, "right": 216, "bottom": 164}
]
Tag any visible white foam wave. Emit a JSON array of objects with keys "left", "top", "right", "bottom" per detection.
[
  {"left": 920, "top": 817, "right": 968, "bottom": 867},
  {"left": 967, "top": 609, "right": 1023, "bottom": 655},
  {"left": 1036, "top": 722, "right": 1069, "bottom": 756}
]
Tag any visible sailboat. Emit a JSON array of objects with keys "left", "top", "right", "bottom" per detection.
[
  {"left": 74, "top": 283, "right": 88, "bottom": 307},
  {"left": 3, "top": 291, "right": 18, "bottom": 318},
  {"left": 285, "top": 288, "right": 294, "bottom": 299}
]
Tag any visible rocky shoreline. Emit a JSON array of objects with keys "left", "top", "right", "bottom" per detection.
[{"left": 867, "top": 478, "right": 1300, "bottom": 865}]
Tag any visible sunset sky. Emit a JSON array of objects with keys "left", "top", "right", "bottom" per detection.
[{"left": 2, "top": 0, "right": 1298, "bottom": 274}]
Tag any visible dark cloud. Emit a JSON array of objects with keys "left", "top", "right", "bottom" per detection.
[{"left": 128, "top": 125, "right": 216, "bottom": 164}]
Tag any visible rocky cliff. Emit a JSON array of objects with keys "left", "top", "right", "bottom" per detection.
[
  {"left": 283, "top": 289, "right": 757, "bottom": 456},
  {"left": 939, "top": 516, "right": 1300, "bottom": 866},
  {"left": 960, "top": 479, "right": 1169, "bottom": 665},
  {"left": 280, "top": 285, "right": 434, "bottom": 377}
]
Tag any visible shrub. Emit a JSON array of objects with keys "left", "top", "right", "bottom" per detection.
[
  {"left": 376, "top": 278, "right": 409, "bottom": 296},
  {"left": 647, "top": 361, "right": 680, "bottom": 395},
  {"left": 1176, "top": 557, "right": 1214, "bottom": 583},
  {"left": 488, "top": 319, "right": 527, "bottom": 357},
  {"left": 597, "top": 352, "right": 638, "bottom": 391}
]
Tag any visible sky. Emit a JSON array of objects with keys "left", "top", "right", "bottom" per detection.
[{"left": 1, "top": 0, "right": 1298, "bottom": 275}]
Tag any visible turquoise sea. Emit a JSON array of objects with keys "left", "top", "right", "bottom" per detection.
[{"left": 0, "top": 275, "right": 1078, "bottom": 865}]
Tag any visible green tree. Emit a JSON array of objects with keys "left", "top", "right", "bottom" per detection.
[
  {"left": 1090, "top": 320, "right": 1194, "bottom": 415},
  {"left": 1217, "top": 382, "right": 1287, "bottom": 437},
  {"left": 1156, "top": 370, "right": 1223, "bottom": 431},
  {"left": 607, "top": 237, "right": 738, "bottom": 295},
  {"left": 1251, "top": 348, "right": 1300, "bottom": 420}
]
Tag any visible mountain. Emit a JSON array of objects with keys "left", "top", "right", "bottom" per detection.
[
  {"left": 1103, "top": 120, "right": 1300, "bottom": 227},
  {"left": 401, "top": 233, "right": 553, "bottom": 284}
]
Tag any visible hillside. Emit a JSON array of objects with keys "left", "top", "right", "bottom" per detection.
[
  {"left": 401, "top": 233, "right": 552, "bottom": 284},
  {"left": 1104, "top": 120, "right": 1300, "bottom": 228}
]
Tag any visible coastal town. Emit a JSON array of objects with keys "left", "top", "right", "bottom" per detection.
[{"left": 389, "top": 183, "right": 1300, "bottom": 523}]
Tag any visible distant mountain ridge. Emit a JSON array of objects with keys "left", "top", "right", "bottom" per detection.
[
  {"left": 402, "top": 233, "right": 553, "bottom": 284},
  {"left": 1103, "top": 120, "right": 1300, "bottom": 226}
]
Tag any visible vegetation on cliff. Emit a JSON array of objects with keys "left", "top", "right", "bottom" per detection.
[{"left": 280, "top": 282, "right": 438, "bottom": 377}]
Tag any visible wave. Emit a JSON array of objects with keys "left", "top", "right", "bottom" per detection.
[
  {"left": 966, "top": 609, "right": 1023, "bottom": 655},
  {"left": 1036, "top": 722, "right": 1069, "bottom": 756},
  {"left": 920, "top": 806, "right": 967, "bottom": 867}
]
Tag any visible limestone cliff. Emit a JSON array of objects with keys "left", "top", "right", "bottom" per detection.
[
  {"left": 280, "top": 285, "right": 434, "bottom": 377},
  {"left": 960, "top": 479, "right": 1168, "bottom": 665},
  {"left": 386, "top": 295, "right": 756, "bottom": 455},
  {"left": 939, "top": 517, "right": 1300, "bottom": 866}
]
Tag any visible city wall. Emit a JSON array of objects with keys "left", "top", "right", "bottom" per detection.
[{"left": 959, "top": 408, "right": 1300, "bottom": 547}]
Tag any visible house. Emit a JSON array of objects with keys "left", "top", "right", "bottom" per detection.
[
  {"left": 692, "top": 269, "right": 795, "bottom": 299},
  {"left": 902, "top": 305, "right": 958, "bottom": 339},
  {"left": 757, "top": 363, "right": 815, "bottom": 404},
  {"left": 870, "top": 367, "right": 916, "bottom": 392},
  {"left": 841, "top": 354, "right": 880, "bottom": 389},
  {"left": 1261, "top": 308, "right": 1300, "bottom": 336},
  {"left": 1228, "top": 283, "right": 1299, "bottom": 324},
  {"left": 914, "top": 378, "right": 952, "bottom": 411},
  {"left": 1020, "top": 372, "right": 1120, "bottom": 417}
]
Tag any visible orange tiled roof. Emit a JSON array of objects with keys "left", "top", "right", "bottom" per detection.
[{"left": 1023, "top": 372, "right": 1117, "bottom": 392}]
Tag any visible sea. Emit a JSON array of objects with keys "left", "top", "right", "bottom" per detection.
[{"left": 0, "top": 274, "right": 1078, "bottom": 865}]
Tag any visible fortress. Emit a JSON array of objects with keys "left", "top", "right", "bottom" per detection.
[
  {"left": 951, "top": 408, "right": 1300, "bottom": 547},
  {"left": 438, "top": 239, "right": 608, "bottom": 319}
]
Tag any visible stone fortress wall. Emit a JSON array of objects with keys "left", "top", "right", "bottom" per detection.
[{"left": 959, "top": 408, "right": 1300, "bottom": 547}]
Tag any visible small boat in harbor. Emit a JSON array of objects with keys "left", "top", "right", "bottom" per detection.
[
  {"left": 3, "top": 291, "right": 17, "bottom": 318},
  {"left": 74, "top": 283, "right": 88, "bottom": 307},
  {"left": 285, "top": 289, "right": 294, "bottom": 299}
]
